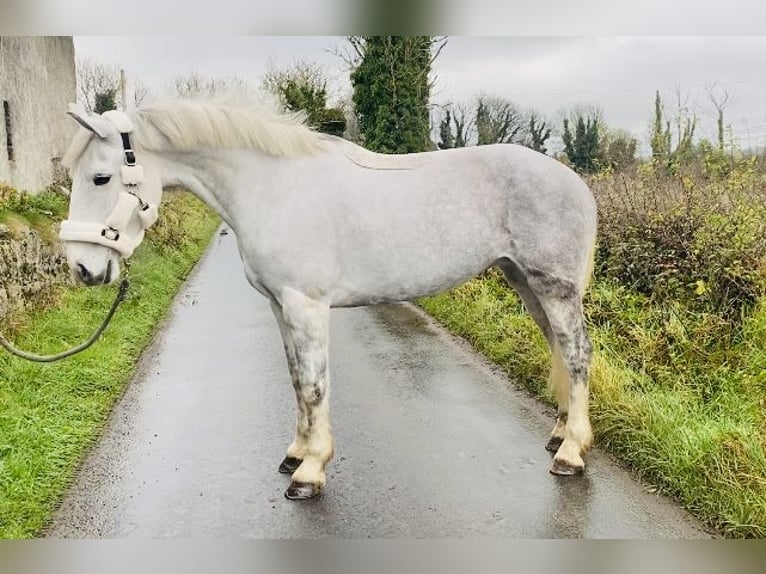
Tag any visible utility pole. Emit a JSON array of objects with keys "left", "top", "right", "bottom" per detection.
[{"left": 120, "top": 69, "right": 126, "bottom": 111}]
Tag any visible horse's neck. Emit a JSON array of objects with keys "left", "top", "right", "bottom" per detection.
[{"left": 148, "top": 148, "right": 274, "bottom": 226}]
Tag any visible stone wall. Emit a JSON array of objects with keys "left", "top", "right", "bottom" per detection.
[
  {"left": 0, "top": 37, "right": 77, "bottom": 193},
  {"left": 0, "top": 224, "right": 71, "bottom": 321}
]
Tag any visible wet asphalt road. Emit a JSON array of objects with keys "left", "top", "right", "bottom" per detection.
[{"left": 46, "top": 231, "right": 710, "bottom": 538}]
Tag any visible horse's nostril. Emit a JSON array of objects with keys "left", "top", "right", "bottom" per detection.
[{"left": 75, "top": 263, "right": 91, "bottom": 283}]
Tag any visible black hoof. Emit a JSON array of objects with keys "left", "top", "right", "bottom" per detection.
[
  {"left": 278, "top": 456, "right": 302, "bottom": 474},
  {"left": 545, "top": 436, "right": 564, "bottom": 452},
  {"left": 284, "top": 481, "right": 322, "bottom": 500},
  {"left": 550, "top": 458, "right": 584, "bottom": 476}
]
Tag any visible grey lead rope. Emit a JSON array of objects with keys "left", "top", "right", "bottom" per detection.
[{"left": 0, "top": 279, "right": 129, "bottom": 363}]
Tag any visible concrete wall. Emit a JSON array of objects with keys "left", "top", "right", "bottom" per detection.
[{"left": 0, "top": 37, "right": 76, "bottom": 193}]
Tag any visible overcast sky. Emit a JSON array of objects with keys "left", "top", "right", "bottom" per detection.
[{"left": 74, "top": 36, "right": 766, "bottom": 152}]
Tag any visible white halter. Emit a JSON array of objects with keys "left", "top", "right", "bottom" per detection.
[{"left": 59, "top": 111, "right": 160, "bottom": 258}]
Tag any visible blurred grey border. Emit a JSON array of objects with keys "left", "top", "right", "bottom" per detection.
[
  {"left": 1, "top": 540, "right": 764, "bottom": 574},
  {"left": 1, "top": 1, "right": 764, "bottom": 569},
  {"left": 1, "top": 1, "right": 765, "bottom": 34}
]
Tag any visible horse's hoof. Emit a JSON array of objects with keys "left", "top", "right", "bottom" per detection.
[
  {"left": 545, "top": 436, "right": 564, "bottom": 452},
  {"left": 550, "top": 458, "right": 584, "bottom": 476},
  {"left": 278, "top": 456, "right": 302, "bottom": 474},
  {"left": 284, "top": 481, "right": 322, "bottom": 500}
]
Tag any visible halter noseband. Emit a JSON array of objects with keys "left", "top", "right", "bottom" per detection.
[{"left": 59, "top": 110, "right": 160, "bottom": 258}]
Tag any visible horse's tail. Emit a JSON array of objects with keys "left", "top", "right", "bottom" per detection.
[{"left": 581, "top": 236, "right": 596, "bottom": 294}]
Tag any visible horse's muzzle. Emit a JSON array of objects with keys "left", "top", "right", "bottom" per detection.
[{"left": 74, "top": 259, "right": 114, "bottom": 286}]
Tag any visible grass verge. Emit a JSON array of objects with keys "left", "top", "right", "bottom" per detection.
[
  {"left": 0, "top": 191, "right": 219, "bottom": 538},
  {"left": 419, "top": 271, "right": 766, "bottom": 538}
]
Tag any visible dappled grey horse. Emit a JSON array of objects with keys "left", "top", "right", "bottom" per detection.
[{"left": 60, "top": 100, "right": 597, "bottom": 500}]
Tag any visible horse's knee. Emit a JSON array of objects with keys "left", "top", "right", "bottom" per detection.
[{"left": 297, "top": 378, "right": 327, "bottom": 407}]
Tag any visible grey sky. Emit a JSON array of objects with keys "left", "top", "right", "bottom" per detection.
[{"left": 74, "top": 36, "right": 766, "bottom": 152}]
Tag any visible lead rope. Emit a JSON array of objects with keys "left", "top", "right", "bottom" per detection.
[{"left": 0, "top": 278, "right": 129, "bottom": 363}]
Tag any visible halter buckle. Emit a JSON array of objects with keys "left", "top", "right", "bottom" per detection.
[{"left": 101, "top": 227, "right": 120, "bottom": 241}]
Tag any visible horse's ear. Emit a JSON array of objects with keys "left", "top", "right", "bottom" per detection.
[{"left": 67, "top": 103, "right": 110, "bottom": 139}]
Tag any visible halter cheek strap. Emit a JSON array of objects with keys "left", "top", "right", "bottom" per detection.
[{"left": 59, "top": 111, "right": 160, "bottom": 258}]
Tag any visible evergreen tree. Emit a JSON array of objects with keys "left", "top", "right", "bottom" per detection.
[
  {"left": 94, "top": 90, "right": 117, "bottom": 114},
  {"left": 527, "top": 114, "right": 551, "bottom": 154},
  {"left": 562, "top": 111, "right": 601, "bottom": 173},
  {"left": 350, "top": 36, "right": 436, "bottom": 153},
  {"left": 438, "top": 109, "right": 455, "bottom": 149},
  {"left": 562, "top": 118, "right": 574, "bottom": 161}
]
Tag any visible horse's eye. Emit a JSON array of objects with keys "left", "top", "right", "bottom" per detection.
[{"left": 93, "top": 174, "right": 112, "bottom": 186}]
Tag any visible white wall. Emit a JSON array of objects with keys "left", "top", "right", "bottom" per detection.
[{"left": 0, "top": 37, "right": 77, "bottom": 193}]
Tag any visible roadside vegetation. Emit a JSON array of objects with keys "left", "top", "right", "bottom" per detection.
[
  {"left": 0, "top": 189, "right": 218, "bottom": 537},
  {"left": 0, "top": 183, "right": 70, "bottom": 243}
]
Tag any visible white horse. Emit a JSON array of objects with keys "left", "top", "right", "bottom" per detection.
[{"left": 61, "top": 100, "right": 597, "bottom": 500}]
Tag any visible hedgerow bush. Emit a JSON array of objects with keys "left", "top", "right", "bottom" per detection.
[{"left": 591, "top": 155, "right": 766, "bottom": 320}]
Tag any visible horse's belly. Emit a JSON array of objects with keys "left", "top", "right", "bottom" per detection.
[{"left": 329, "top": 253, "right": 498, "bottom": 307}]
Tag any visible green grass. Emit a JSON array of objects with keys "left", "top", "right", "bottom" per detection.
[
  {"left": 0, "top": 191, "right": 219, "bottom": 538},
  {"left": 0, "top": 185, "right": 69, "bottom": 242},
  {"left": 419, "top": 271, "right": 766, "bottom": 538}
]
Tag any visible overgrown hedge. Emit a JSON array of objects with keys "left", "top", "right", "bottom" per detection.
[{"left": 593, "top": 158, "right": 766, "bottom": 319}]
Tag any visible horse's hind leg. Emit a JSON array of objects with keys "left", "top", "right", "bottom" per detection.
[
  {"left": 270, "top": 301, "right": 309, "bottom": 475},
  {"left": 276, "top": 288, "right": 335, "bottom": 500},
  {"left": 498, "top": 260, "right": 569, "bottom": 453},
  {"left": 525, "top": 268, "right": 594, "bottom": 475},
  {"left": 545, "top": 347, "right": 571, "bottom": 453}
]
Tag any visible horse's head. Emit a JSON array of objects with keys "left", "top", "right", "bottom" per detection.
[{"left": 61, "top": 105, "right": 161, "bottom": 286}]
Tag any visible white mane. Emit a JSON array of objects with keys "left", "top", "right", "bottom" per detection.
[
  {"left": 134, "top": 99, "right": 328, "bottom": 157},
  {"left": 63, "top": 99, "right": 328, "bottom": 167}
]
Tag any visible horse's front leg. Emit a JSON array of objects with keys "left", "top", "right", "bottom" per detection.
[
  {"left": 276, "top": 288, "right": 334, "bottom": 500},
  {"left": 270, "top": 301, "right": 309, "bottom": 476}
]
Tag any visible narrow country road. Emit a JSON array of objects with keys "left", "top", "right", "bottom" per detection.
[{"left": 46, "top": 231, "right": 710, "bottom": 538}]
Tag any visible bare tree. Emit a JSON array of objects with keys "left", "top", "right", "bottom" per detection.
[
  {"left": 705, "top": 82, "right": 734, "bottom": 151},
  {"left": 130, "top": 76, "right": 150, "bottom": 110},
  {"left": 558, "top": 103, "right": 604, "bottom": 131},
  {"left": 672, "top": 86, "right": 697, "bottom": 162},
  {"left": 475, "top": 94, "right": 527, "bottom": 145},
  {"left": 600, "top": 128, "right": 638, "bottom": 171},
  {"left": 333, "top": 94, "right": 360, "bottom": 142},
  {"left": 436, "top": 102, "right": 474, "bottom": 148},
  {"left": 260, "top": 59, "right": 348, "bottom": 136},
  {"left": 171, "top": 72, "right": 255, "bottom": 99},
  {"left": 172, "top": 71, "right": 206, "bottom": 98},
  {"left": 262, "top": 60, "right": 329, "bottom": 107},
  {"left": 76, "top": 58, "right": 121, "bottom": 112}
]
